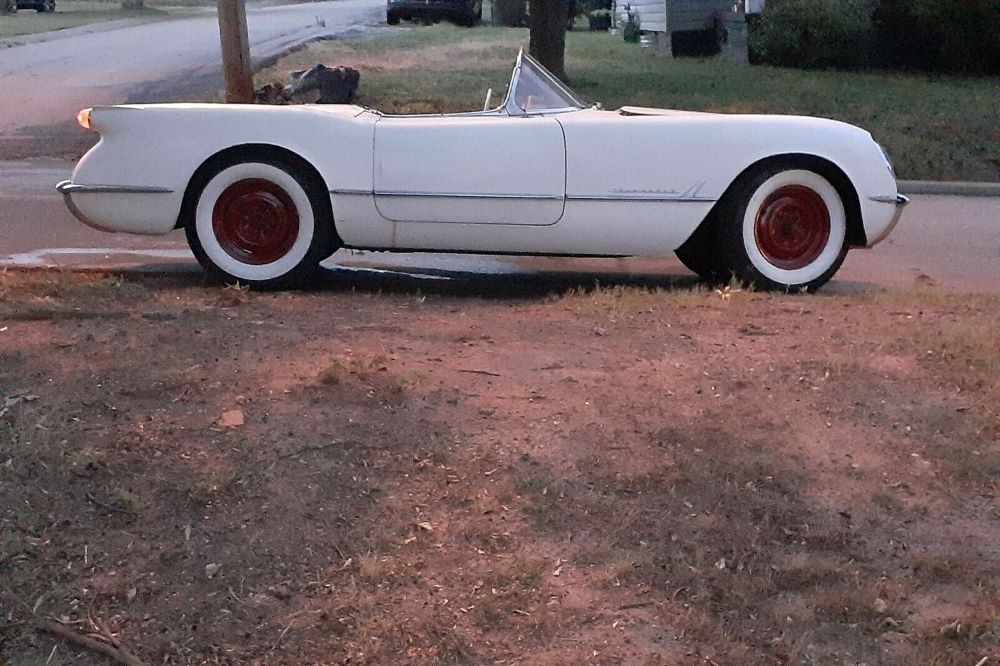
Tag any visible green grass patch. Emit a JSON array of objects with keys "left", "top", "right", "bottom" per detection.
[
  {"left": 0, "top": 0, "right": 224, "bottom": 40},
  {"left": 262, "top": 23, "right": 1000, "bottom": 182}
]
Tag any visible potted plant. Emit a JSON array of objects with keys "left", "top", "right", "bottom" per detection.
[
  {"left": 622, "top": 5, "right": 641, "bottom": 42},
  {"left": 588, "top": 8, "right": 612, "bottom": 31}
]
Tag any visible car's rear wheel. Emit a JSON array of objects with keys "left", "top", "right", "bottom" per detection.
[
  {"left": 185, "top": 156, "right": 336, "bottom": 289},
  {"left": 3, "top": 0, "right": 17, "bottom": 14},
  {"left": 386, "top": 9, "right": 400, "bottom": 24},
  {"left": 713, "top": 165, "right": 848, "bottom": 291},
  {"left": 40, "top": 0, "right": 54, "bottom": 11}
]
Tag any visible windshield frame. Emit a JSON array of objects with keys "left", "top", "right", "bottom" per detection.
[{"left": 503, "top": 49, "right": 587, "bottom": 116}]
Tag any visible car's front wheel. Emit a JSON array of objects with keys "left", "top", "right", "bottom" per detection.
[
  {"left": 39, "top": 0, "right": 54, "bottom": 11},
  {"left": 712, "top": 164, "right": 849, "bottom": 292},
  {"left": 185, "top": 156, "right": 337, "bottom": 289}
]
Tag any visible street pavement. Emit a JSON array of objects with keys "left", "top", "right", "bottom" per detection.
[
  {"left": 0, "top": 0, "right": 384, "bottom": 135},
  {"left": 1, "top": 160, "right": 997, "bottom": 293}
]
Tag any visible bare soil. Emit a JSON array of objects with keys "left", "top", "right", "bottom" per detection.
[{"left": 1, "top": 269, "right": 998, "bottom": 665}]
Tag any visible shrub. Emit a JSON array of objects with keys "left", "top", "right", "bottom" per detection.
[
  {"left": 575, "top": 0, "right": 611, "bottom": 16},
  {"left": 872, "top": 0, "right": 1000, "bottom": 76},
  {"left": 750, "top": 0, "right": 875, "bottom": 69},
  {"left": 494, "top": 0, "right": 526, "bottom": 26}
]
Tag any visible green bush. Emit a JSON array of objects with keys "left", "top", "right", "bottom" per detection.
[
  {"left": 751, "top": 0, "right": 1000, "bottom": 76},
  {"left": 872, "top": 0, "right": 1000, "bottom": 76},
  {"left": 750, "top": 0, "right": 875, "bottom": 69},
  {"left": 494, "top": 0, "right": 526, "bottom": 26}
]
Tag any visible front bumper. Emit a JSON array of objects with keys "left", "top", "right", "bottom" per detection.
[{"left": 865, "top": 193, "right": 909, "bottom": 246}]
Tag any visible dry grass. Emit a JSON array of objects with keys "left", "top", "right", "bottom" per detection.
[{"left": 2, "top": 271, "right": 1000, "bottom": 664}]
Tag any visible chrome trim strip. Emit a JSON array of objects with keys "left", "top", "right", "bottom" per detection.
[
  {"left": 332, "top": 189, "right": 716, "bottom": 203},
  {"left": 870, "top": 194, "right": 910, "bottom": 206},
  {"left": 56, "top": 181, "right": 174, "bottom": 195},
  {"left": 567, "top": 194, "right": 717, "bottom": 203},
  {"left": 329, "top": 188, "right": 373, "bottom": 196},
  {"left": 373, "top": 190, "right": 564, "bottom": 201}
]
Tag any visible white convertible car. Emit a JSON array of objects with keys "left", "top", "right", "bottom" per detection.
[{"left": 58, "top": 50, "right": 907, "bottom": 291}]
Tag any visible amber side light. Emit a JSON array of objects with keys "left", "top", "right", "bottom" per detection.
[{"left": 77, "top": 108, "right": 93, "bottom": 131}]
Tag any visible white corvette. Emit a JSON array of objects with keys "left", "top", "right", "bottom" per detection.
[{"left": 58, "top": 50, "right": 907, "bottom": 291}]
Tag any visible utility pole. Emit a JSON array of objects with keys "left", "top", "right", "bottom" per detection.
[{"left": 217, "top": 0, "right": 254, "bottom": 103}]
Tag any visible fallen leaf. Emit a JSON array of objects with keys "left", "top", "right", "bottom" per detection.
[{"left": 219, "top": 410, "right": 244, "bottom": 428}]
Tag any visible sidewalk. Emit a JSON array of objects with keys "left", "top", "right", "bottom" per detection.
[{"left": 899, "top": 180, "right": 1000, "bottom": 197}]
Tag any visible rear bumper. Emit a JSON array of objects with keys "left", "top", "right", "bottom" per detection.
[{"left": 57, "top": 180, "right": 180, "bottom": 235}]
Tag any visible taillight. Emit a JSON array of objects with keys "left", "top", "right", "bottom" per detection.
[{"left": 77, "top": 108, "right": 93, "bottom": 131}]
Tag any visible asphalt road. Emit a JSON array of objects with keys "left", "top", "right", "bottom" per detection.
[
  {"left": 0, "top": 0, "right": 383, "bottom": 136},
  {"left": 1, "top": 160, "right": 997, "bottom": 293}
]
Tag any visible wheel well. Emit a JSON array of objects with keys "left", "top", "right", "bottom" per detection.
[
  {"left": 703, "top": 153, "right": 867, "bottom": 248},
  {"left": 175, "top": 144, "right": 335, "bottom": 237}
]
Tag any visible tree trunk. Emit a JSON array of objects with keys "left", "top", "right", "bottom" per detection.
[{"left": 528, "top": 0, "right": 570, "bottom": 82}]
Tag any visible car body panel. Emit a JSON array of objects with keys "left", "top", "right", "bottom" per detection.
[
  {"left": 373, "top": 114, "right": 566, "bottom": 226},
  {"left": 65, "top": 103, "right": 393, "bottom": 247},
  {"left": 557, "top": 107, "right": 902, "bottom": 250}
]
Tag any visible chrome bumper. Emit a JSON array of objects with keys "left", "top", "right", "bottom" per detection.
[
  {"left": 866, "top": 193, "right": 910, "bottom": 246},
  {"left": 57, "top": 179, "right": 101, "bottom": 229},
  {"left": 870, "top": 194, "right": 910, "bottom": 206},
  {"left": 56, "top": 180, "right": 175, "bottom": 232},
  {"left": 57, "top": 181, "right": 173, "bottom": 196}
]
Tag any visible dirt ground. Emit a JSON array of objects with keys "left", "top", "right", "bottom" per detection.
[{"left": 1, "top": 269, "right": 999, "bottom": 665}]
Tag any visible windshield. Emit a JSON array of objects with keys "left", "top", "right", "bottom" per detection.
[{"left": 505, "top": 51, "right": 587, "bottom": 115}]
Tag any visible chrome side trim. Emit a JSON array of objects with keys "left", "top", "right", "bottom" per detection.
[
  {"left": 372, "top": 190, "right": 564, "bottom": 201},
  {"left": 57, "top": 182, "right": 174, "bottom": 195},
  {"left": 331, "top": 188, "right": 715, "bottom": 203},
  {"left": 869, "top": 194, "right": 910, "bottom": 206},
  {"left": 567, "top": 194, "right": 717, "bottom": 203},
  {"left": 329, "top": 188, "right": 373, "bottom": 196}
]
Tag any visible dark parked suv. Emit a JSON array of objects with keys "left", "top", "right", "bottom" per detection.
[
  {"left": 10, "top": 0, "right": 55, "bottom": 11},
  {"left": 386, "top": 0, "right": 481, "bottom": 26}
]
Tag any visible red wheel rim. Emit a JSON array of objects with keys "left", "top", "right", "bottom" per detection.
[
  {"left": 754, "top": 185, "right": 831, "bottom": 270},
  {"left": 212, "top": 179, "right": 300, "bottom": 265}
]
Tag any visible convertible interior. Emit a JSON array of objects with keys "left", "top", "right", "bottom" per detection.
[{"left": 379, "top": 49, "right": 590, "bottom": 118}]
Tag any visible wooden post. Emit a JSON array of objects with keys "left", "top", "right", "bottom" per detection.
[{"left": 218, "top": 0, "right": 254, "bottom": 103}]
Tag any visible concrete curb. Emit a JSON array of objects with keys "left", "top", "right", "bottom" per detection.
[{"left": 898, "top": 180, "right": 1000, "bottom": 197}]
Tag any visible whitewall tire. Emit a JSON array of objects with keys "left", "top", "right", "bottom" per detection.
[
  {"left": 185, "top": 157, "right": 335, "bottom": 288},
  {"left": 716, "top": 164, "right": 850, "bottom": 292}
]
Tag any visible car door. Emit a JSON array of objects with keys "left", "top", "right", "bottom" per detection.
[{"left": 372, "top": 114, "right": 566, "bottom": 227}]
